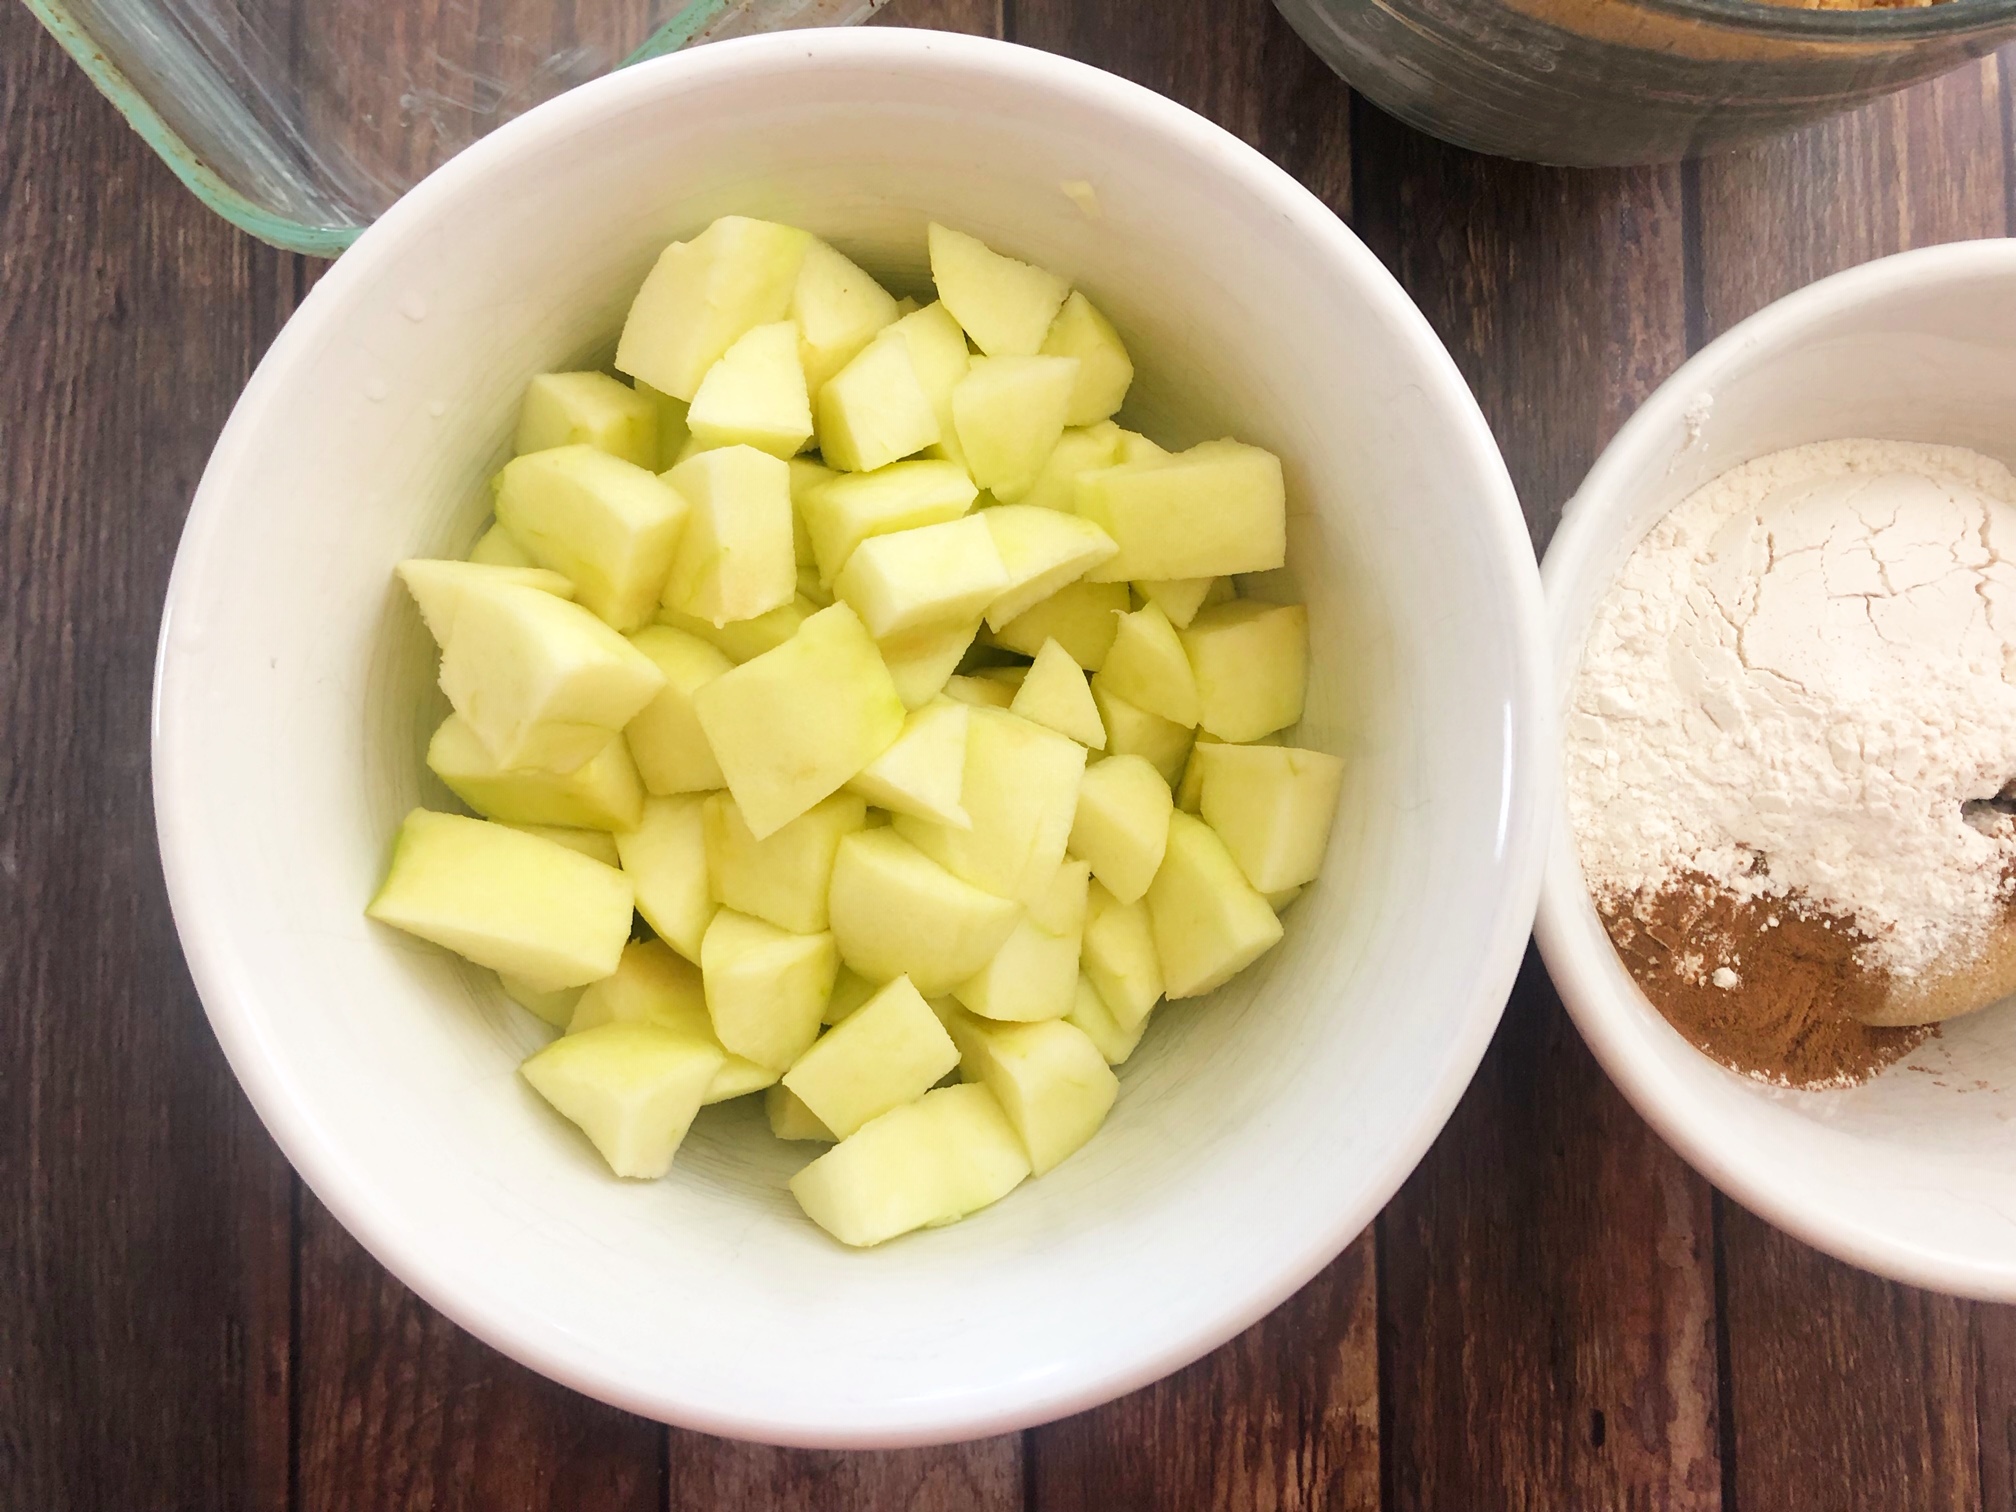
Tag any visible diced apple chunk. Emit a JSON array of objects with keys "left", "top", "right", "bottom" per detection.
[
  {"left": 878, "top": 617, "right": 980, "bottom": 710},
  {"left": 885, "top": 301, "right": 973, "bottom": 471},
  {"left": 1008, "top": 421, "right": 1121, "bottom": 512},
  {"left": 789, "top": 1081, "right": 1030, "bottom": 1246},
  {"left": 1115, "top": 428, "right": 1167, "bottom": 464},
  {"left": 952, "top": 355, "right": 1078, "bottom": 497},
  {"left": 516, "top": 371, "right": 658, "bottom": 469},
  {"left": 827, "top": 829, "right": 1022, "bottom": 994},
  {"left": 1195, "top": 743, "right": 1345, "bottom": 892},
  {"left": 766, "top": 1083, "right": 837, "bottom": 1142},
  {"left": 367, "top": 810, "right": 633, "bottom": 988},
  {"left": 990, "top": 579, "right": 1128, "bottom": 670},
  {"left": 686, "top": 321, "right": 813, "bottom": 459},
  {"left": 499, "top": 824, "right": 621, "bottom": 866},
  {"left": 661, "top": 445, "right": 796, "bottom": 628},
  {"left": 1010, "top": 639, "right": 1104, "bottom": 749},
  {"left": 634, "top": 379, "right": 691, "bottom": 469},
  {"left": 1147, "top": 811, "right": 1284, "bottom": 998},
  {"left": 499, "top": 974, "right": 583, "bottom": 1029},
  {"left": 494, "top": 445, "right": 687, "bottom": 632},
  {"left": 701, "top": 909, "right": 836, "bottom": 1071},
  {"left": 623, "top": 626, "right": 732, "bottom": 794},
  {"left": 1064, "top": 974, "right": 1147, "bottom": 1065},
  {"left": 928, "top": 224, "right": 1070, "bottom": 358},
  {"left": 942, "top": 674, "right": 1015, "bottom": 709},
  {"left": 791, "top": 238, "right": 900, "bottom": 394},
  {"left": 521, "top": 1021, "right": 723, "bottom": 1179},
  {"left": 396, "top": 557, "right": 574, "bottom": 643},
  {"left": 823, "top": 964, "right": 880, "bottom": 1026},
  {"left": 1078, "top": 440, "right": 1286, "bottom": 581},
  {"left": 1134, "top": 575, "right": 1228, "bottom": 629},
  {"left": 952, "top": 882, "right": 1083, "bottom": 1024},
  {"left": 469, "top": 522, "right": 537, "bottom": 569},
  {"left": 693, "top": 602, "right": 905, "bottom": 838},
  {"left": 614, "top": 794, "right": 716, "bottom": 961},
  {"left": 658, "top": 594, "right": 814, "bottom": 663},
  {"left": 892, "top": 707, "right": 1086, "bottom": 907},
  {"left": 703, "top": 790, "right": 867, "bottom": 934},
  {"left": 1091, "top": 683, "right": 1193, "bottom": 785},
  {"left": 834, "top": 516, "right": 1008, "bottom": 640},
  {"left": 941, "top": 1011, "right": 1117, "bottom": 1175},
  {"left": 568, "top": 940, "right": 776, "bottom": 1102},
  {"left": 1098, "top": 602, "right": 1199, "bottom": 727},
  {"left": 1181, "top": 600, "right": 1309, "bottom": 741},
  {"left": 427, "top": 714, "right": 645, "bottom": 831},
  {"left": 1080, "top": 879, "right": 1164, "bottom": 1030},
  {"left": 816, "top": 331, "right": 939, "bottom": 473},
  {"left": 980, "top": 506, "right": 1119, "bottom": 629},
  {"left": 847, "top": 697, "right": 970, "bottom": 827},
  {"left": 801, "top": 459, "right": 977, "bottom": 584},
  {"left": 615, "top": 216, "right": 813, "bottom": 401},
  {"left": 1069, "top": 753, "right": 1172, "bottom": 904},
  {"left": 1039, "top": 291, "right": 1133, "bottom": 426},
  {"left": 787, "top": 457, "right": 834, "bottom": 563},
  {"left": 783, "top": 976, "right": 960, "bottom": 1138}
]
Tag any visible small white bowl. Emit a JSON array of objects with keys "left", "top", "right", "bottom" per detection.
[
  {"left": 1537, "top": 241, "right": 2016, "bottom": 1302},
  {"left": 154, "top": 29, "right": 1550, "bottom": 1444}
]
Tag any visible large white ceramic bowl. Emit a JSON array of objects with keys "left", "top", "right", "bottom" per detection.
[
  {"left": 153, "top": 28, "right": 1550, "bottom": 1445},
  {"left": 1537, "top": 241, "right": 2016, "bottom": 1302}
]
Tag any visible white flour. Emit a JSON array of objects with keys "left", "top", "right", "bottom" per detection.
[{"left": 1567, "top": 439, "right": 2016, "bottom": 982}]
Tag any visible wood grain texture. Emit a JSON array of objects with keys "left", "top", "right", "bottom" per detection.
[
  {"left": 0, "top": 12, "right": 296, "bottom": 1510},
  {"left": 667, "top": 1433, "right": 1024, "bottom": 1510},
  {"left": 1692, "top": 58, "right": 2016, "bottom": 1512}
]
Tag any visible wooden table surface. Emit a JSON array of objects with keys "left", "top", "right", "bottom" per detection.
[{"left": 6, "top": 0, "right": 2016, "bottom": 1503}]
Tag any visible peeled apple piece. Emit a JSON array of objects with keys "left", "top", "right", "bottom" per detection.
[
  {"left": 615, "top": 216, "right": 813, "bottom": 401},
  {"left": 1098, "top": 603, "right": 1200, "bottom": 728},
  {"left": 1064, "top": 974, "right": 1147, "bottom": 1065},
  {"left": 1009, "top": 422, "right": 1121, "bottom": 513},
  {"left": 1181, "top": 600, "right": 1309, "bottom": 742},
  {"left": 990, "top": 579, "right": 1128, "bottom": 671},
  {"left": 951, "top": 355, "right": 1079, "bottom": 497},
  {"left": 1147, "top": 811, "right": 1284, "bottom": 998},
  {"left": 658, "top": 595, "right": 814, "bottom": 664},
  {"left": 1135, "top": 575, "right": 1228, "bottom": 630},
  {"left": 1039, "top": 291, "right": 1133, "bottom": 427},
  {"left": 782, "top": 976, "right": 960, "bottom": 1139},
  {"left": 685, "top": 320, "right": 813, "bottom": 459},
  {"left": 469, "top": 522, "right": 537, "bottom": 569},
  {"left": 1194, "top": 743, "right": 1346, "bottom": 892},
  {"left": 789, "top": 1081, "right": 1030, "bottom": 1247},
  {"left": 614, "top": 794, "right": 717, "bottom": 962},
  {"left": 700, "top": 908, "right": 837, "bottom": 1071},
  {"left": 847, "top": 697, "right": 971, "bottom": 828},
  {"left": 396, "top": 557, "right": 574, "bottom": 643},
  {"left": 979, "top": 506, "right": 1120, "bottom": 630},
  {"left": 661, "top": 444, "right": 796, "bottom": 628},
  {"left": 495, "top": 444, "right": 689, "bottom": 633},
  {"left": 884, "top": 302, "right": 972, "bottom": 471},
  {"left": 801, "top": 459, "right": 977, "bottom": 585},
  {"left": 1068, "top": 752, "right": 1173, "bottom": 904},
  {"left": 816, "top": 331, "right": 940, "bottom": 473},
  {"left": 878, "top": 617, "right": 980, "bottom": 710},
  {"left": 499, "top": 823, "right": 621, "bottom": 866},
  {"left": 693, "top": 602, "right": 906, "bottom": 839},
  {"left": 1091, "top": 683, "right": 1193, "bottom": 786},
  {"left": 427, "top": 714, "right": 645, "bottom": 832},
  {"left": 634, "top": 379, "right": 692, "bottom": 469},
  {"left": 927, "top": 223, "right": 1070, "bottom": 358},
  {"left": 515, "top": 371, "right": 658, "bottom": 469},
  {"left": 623, "top": 626, "right": 733, "bottom": 794},
  {"left": 834, "top": 515, "right": 1009, "bottom": 640},
  {"left": 703, "top": 790, "right": 868, "bottom": 935},
  {"left": 766, "top": 1083, "right": 837, "bottom": 1142},
  {"left": 1080, "top": 879, "right": 1164, "bottom": 1030},
  {"left": 520, "top": 1021, "right": 723, "bottom": 1179},
  {"left": 569, "top": 940, "right": 776, "bottom": 1103},
  {"left": 1078, "top": 440, "right": 1287, "bottom": 582},
  {"left": 943, "top": 674, "right": 1015, "bottom": 710},
  {"left": 367, "top": 810, "right": 633, "bottom": 989},
  {"left": 827, "top": 829, "right": 1023, "bottom": 995},
  {"left": 952, "top": 860, "right": 1087, "bottom": 1023},
  {"left": 940, "top": 1009, "right": 1117, "bottom": 1175},
  {"left": 792, "top": 237, "right": 901, "bottom": 394},
  {"left": 1009, "top": 639, "right": 1104, "bottom": 749},
  {"left": 823, "top": 964, "right": 880, "bottom": 1026},
  {"left": 787, "top": 457, "right": 835, "bottom": 566},
  {"left": 500, "top": 974, "right": 583, "bottom": 1030}
]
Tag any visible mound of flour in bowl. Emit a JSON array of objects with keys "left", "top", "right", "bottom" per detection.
[{"left": 1568, "top": 439, "right": 2016, "bottom": 1055}]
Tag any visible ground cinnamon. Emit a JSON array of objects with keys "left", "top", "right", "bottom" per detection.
[{"left": 1600, "top": 874, "right": 1931, "bottom": 1089}]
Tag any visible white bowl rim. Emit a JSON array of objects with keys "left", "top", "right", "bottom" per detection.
[
  {"left": 153, "top": 26, "right": 1555, "bottom": 1441},
  {"left": 1535, "top": 237, "right": 2016, "bottom": 1303}
]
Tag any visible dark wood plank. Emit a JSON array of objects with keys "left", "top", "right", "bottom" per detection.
[
  {"left": 868, "top": 0, "right": 1001, "bottom": 31},
  {"left": 1347, "top": 95, "right": 1716, "bottom": 1505},
  {"left": 0, "top": 13, "right": 296, "bottom": 1509},
  {"left": 1693, "top": 57, "right": 2016, "bottom": 1512}
]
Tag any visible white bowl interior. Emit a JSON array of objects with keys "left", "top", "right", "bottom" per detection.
[
  {"left": 1539, "top": 243, "right": 2016, "bottom": 1300},
  {"left": 155, "top": 32, "right": 1546, "bottom": 1443}
]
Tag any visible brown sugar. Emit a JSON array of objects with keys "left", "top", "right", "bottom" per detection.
[{"left": 1600, "top": 874, "right": 1932, "bottom": 1089}]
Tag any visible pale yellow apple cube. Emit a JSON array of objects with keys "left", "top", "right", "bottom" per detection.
[
  {"left": 657, "top": 594, "right": 815, "bottom": 663},
  {"left": 1078, "top": 440, "right": 1287, "bottom": 581},
  {"left": 801, "top": 459, "right": 977, "bottom": 585},
  {"left": 952, "top": 908, "right": 1081, "bottom": 1024},
  {"left": 493, "top": 445, "right": 688, "bottom": 632},
  {"left": 942, "top": 674, "right": 1015, "bottom": 710},
  {"left": 783, "top": 976, "right": 960, "bottom": 1138},
  {"left": 1091, "top": 682, "right": 1193, "bottom": 786},
  {"left": 700, "top": 908, "right": 836, "bottom": 1071},
  {"left": 892, "top": 707, "right": 1086, "bottom": 907},
  {"left": 499, "top": 974, "right": 584, "bottom": 1030},
  {"left": 686, "top": 320, "right": 813, "bottom": 459},
  {"left": 1064, "top": 973, "right": 1147, "bottom": 1065},
  {"left": 662, "top": 444, "right": 796, "bottom": 628},
  {"left": 693, "top": 602, "right": 906, "bottom": 838},
  {"left": 427, "top": 714, "right": 645, "bottom": 832},
  {"left": 884, "top": 301, "right": 973, "bottom": 470},
  {"left": 1007, "top": 421, "right": 1121, "bottom": 512},
  {"left": 834, "top": 515, "right": 1009, "bottom": 640},
  {"left": 951, "top": 355, "right": 1078, "bottom": 497},
  {"left": 766, "top": 1083, "right": 837, "bottom": 1142},
  {"left": 703, "top": 789, "right": 867, "bottom": 934},
  {"left": 815, "top": 330, "right": 940, "bottom": 472},
  {"left": 397, "top": 557, "right": 574, "bottom": 643},
  {"left": 1068, "top": 752, "right": 1172, "bottom": 904},
  {"left": 827, "top": 829, "right": 1022, "bottom": 995},
  {"left": 614, "top": 794, "right": 716, "bottom": 961},
  {"left": 940, "top": 1011, "right": 1117, "bottom": 1175},
  {"left": 1115, "top": 428, "right": 1168, "bottom": 464},
  {"left": 1195, "top": 743, "right": 1345, "bottom": 892},
  {"left": 980, "top": 506, "right": 1119, "bottom": 629},
  {"left": 1134, "top": 575, "right": 1229, "bottom": 629},
  {"left": 568, "top": 940, "right": 776, "bottom": 1102},
  {"left": 1039, "top": 291, "right": 1134, "bottom": 427},
  {"left": 615, "top": 217, "right": 813, "bottom": 401},
  {"left": 1147, "top": 811, "right": 1284, "bottom": 998},
  {"left": 792, "top": 237, "right": 900, "bottom": 393},
  {"left": 787, "top": 457, "right": 834, "bottom": 566},
  {"left": 1009, "top": 639, "right": 1104, "bottom": 748},
  {"left": 990, "top": 579, "right": 1128, "bottom": 671},
  {"left": 789, "top": 1081, "right": 1030, "bottom": 1246},
  {"left": 623, "top": 626, "right": 733, "bottom": 794},
  {"left": 1080, "top": 879, "right": 1164, "bottom": 1030},
  {"left": 367, "top": 810, "right": 633, "bottom": 988},
  {"left": 1098, "top": 602, "right": 1199, "bottom": 727},
  {"left": 878, "top": 616, "right": 981, "bottom": 710},
  {"left": 633, "top": 379, "right": 691, "bottom": 469},
  {"left": 468, "top": 522, "right": 537, "bottom": 569},
  {"left": 515, "top": 371, "right": 658, "bottom": 468},
  {"left": 822, "top": 964, "right": 880, "bottom": 1026},
  {"left": 1181, "top": 600, "right": 1309, "bottom": 742},
  {"left": 927, "top": 224, "right": 1070, "bottom": 357},
  {"left": 498, "top": 824, "right": 621, "bottom": 866},
  {"left": 521, "top": 1020, "right": 723, "bottom": 1179},
  {"left": 847, "top": 697, "right": 971, "bottom": 827}
]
